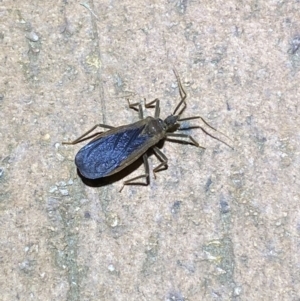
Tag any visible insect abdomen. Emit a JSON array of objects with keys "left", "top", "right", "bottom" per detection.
[{"left": 75, "top": 126, "right": 149, "bottom": 179}]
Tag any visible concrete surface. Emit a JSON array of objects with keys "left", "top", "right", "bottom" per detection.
[{"left": 0, "top": 0, "right": 300, "bottom": 300}]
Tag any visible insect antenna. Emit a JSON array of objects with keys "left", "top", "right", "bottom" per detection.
[
  {"left": 172, "top": 68, "right": 187, "bottom": 117},
  {"left": 178, "top": 115, "right": 234, "bottom": 149},
  {"left": 172, "top": 68, "right": 233, "bottom": 149}
]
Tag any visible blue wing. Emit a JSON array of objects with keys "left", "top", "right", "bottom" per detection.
[{"left": 75, "top": 125, "right": 149, "bottom": 179}]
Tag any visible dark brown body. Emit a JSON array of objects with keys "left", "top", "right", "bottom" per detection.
[{"left": 62, "top": 69, "right": 228, "bottom": 190}]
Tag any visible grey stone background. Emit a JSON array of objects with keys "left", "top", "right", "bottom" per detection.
[{"left": 0, "top": 1, "right": 299, "bottom": 300}]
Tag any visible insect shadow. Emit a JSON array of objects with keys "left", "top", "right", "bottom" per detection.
[{"left": 63, "top": 69, "right": 232, "bottom": 191}]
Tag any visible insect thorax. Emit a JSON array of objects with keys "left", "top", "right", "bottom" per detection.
[{"left": 143, "top": 116, "right": 166, "bottom": 137}]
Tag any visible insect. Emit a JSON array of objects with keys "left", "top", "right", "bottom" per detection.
[{"left": 63, "top": 69, "right": 231, "bottom": 191}]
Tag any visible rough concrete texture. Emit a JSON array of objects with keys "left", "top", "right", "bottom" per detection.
[{"left": 1, "top": 0, "right": 300, "bottom": 300}]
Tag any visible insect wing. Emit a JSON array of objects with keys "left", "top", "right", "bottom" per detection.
[{"left": 75, "top": 124, "right": 149, "bottom": 179}]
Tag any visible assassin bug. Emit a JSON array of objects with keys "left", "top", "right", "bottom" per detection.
[{"left": 63, "top": 69, "right": 231, "bottom": 191}]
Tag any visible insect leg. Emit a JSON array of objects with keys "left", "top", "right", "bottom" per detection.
[
  {"left": 62, "top": 124, "right": 115, "bottom": 145},
  {"left": 119, "top": 153, "right": 150, "bottom": 192},
  {"left": 166, "top": 133, "right": 205, "bottom": 148},
  {"left": 152, "top": 146, "right": 168, "bottom": 177},
  {"left": 144, "top": 98, "right": 160, "bottom": 118},
  {"left": 127, "top": 99, "right": 144, "bottom": 119}
]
